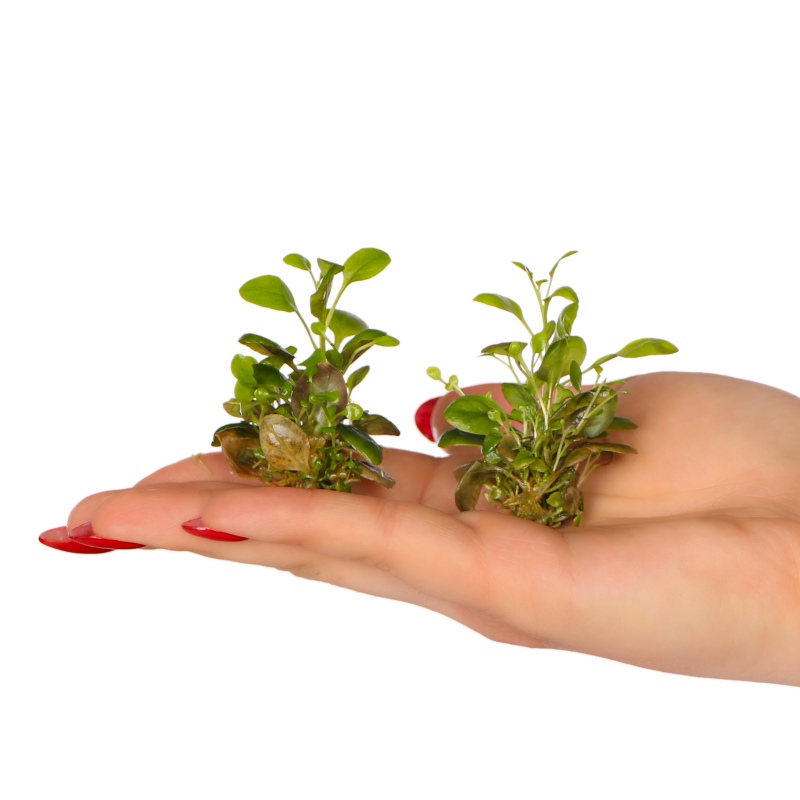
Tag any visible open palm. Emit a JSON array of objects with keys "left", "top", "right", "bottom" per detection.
[{"left": 64, "top": 372, "right": 800, "bottom": 685}]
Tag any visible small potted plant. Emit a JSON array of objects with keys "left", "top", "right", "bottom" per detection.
[
  {"left": 213, "top": 247, "right": 400, "bottom": 491},
  {"left": 428, "top": 251, "right": 678, "bottom": 527}
]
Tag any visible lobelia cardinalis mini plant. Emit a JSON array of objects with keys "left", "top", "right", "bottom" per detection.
[
  {"left": 212, "top": 247, "right": 400, "bottom": 491},
  {"left": 428, "top": 250, "right": 678, "bottom": 527}
]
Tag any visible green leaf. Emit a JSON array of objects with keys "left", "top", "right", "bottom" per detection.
[
  {"left": 537, "top": 336, "right": 587, "bottom": 383},
  {"left": 222, "top": 400, "right": 245, "bottom": 419},
  {"left": 454, "top": 461, "right": 503, "bottom": 511},
  {"left": 531, "top": 321, "right": 556, "bottom": 355},
  {"left": 283, "top": 253, "right": 312, "bottom": 272},
  {"left": 501, "top": 382, "right": 537, "bottom": 410},
  {"left": 617, "top": 338, "right": 679, "bottom": 358},
  {"left": 473, "top": 293, "right": 527, "bottom": 325},
  {"left": 569, "top": 360, "right": 582, "bottom": 391},
  {"left": 443, "top": 394, "right": 505, "bottom": 435},
  {"left": 547, "top": 285, "right": 579, "bottom": 303},
  {"left": 512, "top": 451, "right": 546, "bottom": 471},
  {"left": 353, "top": 413, "right": 400, "bottom": 436},
  {"left": 607, "top": 416, "right": 638, "bottom": 430},
  {"left": 557, "top": 302, "right": 579, "bottom": 336},
  {"left": 299, "top": 348, "right": 326, "bottom": 368},
  {"left": 347, "top": 365, "right": 370, "bottom": 391},
  {"left": 238, "top": 334, "right": 296, "bottom": 365},
  {"left": 310, "top": 321, "right": 325, "bottom": 335},
  {"left": 234, "top": 380, "right": 255, "bottom": 403},
  {"left": 587, "top": 353, "right": 618, "bottom": 371},
  {"left": 342, "top": 248, "right": 391, "bottom": 287},
  {"left": 317, "top": 258, "right": 343, "bottom": 277},
  {"left": 211, "top": 421, "right": 259, "bottom": 447},
  {"left": 252, "top": 363, "right": 292, "bottom": 395},
  {"left": 329, "top": 309, "right": 369, "bottom": 347},
  {"left": 512, "top": 261, "right": 531, "bottom": 275},
  {"left": 548, "top": 250, "right": 578, "bottom": 278},
  {"left": 239, "top": 275, "right": 298, "bottom": 312},
  {"left": 480, "top": 341, "right": 528, "bottom": 357},
  {"left": 231, "top": 354, "right": 257, "bottom": 387},
  {"left": 437, "top": 429, "right": 485, "bottom": 448},
  {"left": 310, "top": 280, "right": 332, "bottom": 320},
  {"left": 340, "top": 328, "right": 399, "bottom": 368},
  {"left": 584, "top": 442, "right": 638, "bottom": 456},
  {"left": 337, "top": 423, "right": 383, "bottom": 465},
  {"left": 581, "top": 392, "right": 618, "bottom": 437},
  {"left": 354, "top": 460, "right": 396, "bottom": 488}
]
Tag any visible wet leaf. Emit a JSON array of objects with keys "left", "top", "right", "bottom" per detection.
[
  {"left": 473, "top": 293, "right": 527, "bottom": 325},
  {"left": 444, "top": 394, "right": 505, "bottom": 435},
  {"left": 353, "top": 413, "right": 400, "bottom": 436},
  {"left": 437, "top": 429, "right": 485, "bottom": 448},
  {"left": 284, "top": 253, "right": 312, "bottom": 272},
  {"left": 502, "top": 382, "right": 537, "bottom": 410},
  {"left": 337, "top": 423, "right": 383, "bottom": 465},
  {"left": 617, "top": 338, "right": 679, "bottom": 358},
  {"left": 239, "top": 275, "right": 298, "bottom": 313},
  {"left": 259, "top": 414, "right": 312, "bottom": 472},
  {"left": 342, "top": 248, "right": 391, "bottom": 287},
  {"left": 455, "top": 461, "right": 503, "bottom": 511}
]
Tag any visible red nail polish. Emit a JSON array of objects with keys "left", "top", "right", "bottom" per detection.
[
  {"left": 181, "top": 517, "right": 247, "bottom": 542},
  {"left": 414, "top": 397, "right": 438, "bottom": 442},
  {"left": 39, "top": 526, "right": 114, "bottom": 554},
  {"left": 68, "top": 522, "right": 146, "bottom": 550}
]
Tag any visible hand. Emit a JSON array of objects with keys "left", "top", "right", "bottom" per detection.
[{"left": 45, "top": 372, "right": 800, "bottom": 686}]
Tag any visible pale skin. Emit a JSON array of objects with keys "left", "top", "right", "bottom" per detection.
[{"left": 65, "top": 372, "right": 800, "bottom": 685}]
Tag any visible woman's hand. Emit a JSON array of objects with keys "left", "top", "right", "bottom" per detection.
[{"left": 45, "top": 373, "right": 800, "bottom": 685}]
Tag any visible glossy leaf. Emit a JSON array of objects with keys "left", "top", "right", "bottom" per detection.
[
  {"left": 538, "top": 336, "right": 587, "bottom": 383},
  {"left": 340, "top": 328, "right": 399, "bottom": 368},
  {"left": 352, "top": 413, "right": 400, "bottom": 436},
  {"left": 310, "top": 280, "right": 332, "bottom": 320},
  {"left": 211, "top": 421, "right": 259, "bottom": 447},
  {"left": 214, "top": 424, "right": 263, "bottom": 478},
  {"left": 607, "top": 416, "right": 638, "bottom": 430},
  {"left": 581, "top": 392, "right": 618, "bottom": 437},
  {"left": 617, "top": 338, "right": 679, "bottom": 358},
  {"left": 346, "top": 365, "right": 370, "bottom": 392},
  {"left": 231, "top": 354, "right": 257, "bottom": 387},
  {"left": 473, "top": 293, "right": 527, "bottom": 325},
  {"left": 438, "top": 429, "right": 485, "bottom": 448},
  {"left": 222, "top": 400, "right": 245, "bottom": 418},
  {"left": 252, "top": 363, "right": 292, "bottom": 394},
  {"left": 501, "top": 382, "right": 537, "bottom": 409},
  {"left": 455, "top": 461, "right": 503, "bottom": 511},
  {"left": 355, "top": 460, "right": 396, "bottom": 488},
  {"left": 444, "top": 394, "right": 505, "bottom": 435},
  {"left": 337, "top": 423, "right": 383, "bottom": 465},
  {"left": 259, "top": 414, "right": 312, "bottom": 472},
  {"left": 238, "top": 333, "right": 295, "bottom": 365},
  {"left": 330, "top": 309, "right": 368, "bottom": 347},
  {"left": 239, "top": 275, "right": 297, "bottom": 312},
  {"left": 283, "top": 253, "right": 312, "bottom": 272},
  {"left": 342, "top": 248, "right": 391, "bottom": 287}
]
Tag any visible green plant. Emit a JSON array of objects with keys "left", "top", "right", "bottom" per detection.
[
  {"left": 213, "top": 248, "right": 399, "bottom": 491},
  {"left": 428, "top": 251, "right": 677, "bottom": 527}
]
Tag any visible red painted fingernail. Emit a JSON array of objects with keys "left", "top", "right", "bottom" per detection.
[
  {"left": 181, "top": 518, "right": 247, "bottom": 542},
  {"left": 67, "top": 522, "right": 146, "bottom": 550},
  {"left": 414, "top": 396, "right": 439, "bottom": 442},
  {"left": 39, "top": 526, "right": 114, "bottom": 555}
]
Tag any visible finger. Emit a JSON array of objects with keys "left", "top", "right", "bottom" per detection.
[{"left": 135, "top": 452, "right": 261, "bottom": 487}]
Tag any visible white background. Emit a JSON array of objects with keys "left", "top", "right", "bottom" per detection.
[{"left": 2, "top": 1, "right": 799, "bottom": 798}]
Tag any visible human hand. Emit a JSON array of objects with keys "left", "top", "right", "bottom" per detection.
[{"left": 41, "top": 372, "right": 800, "bottom": 686}]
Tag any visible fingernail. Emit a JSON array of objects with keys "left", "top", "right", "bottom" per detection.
[
  {"left": 39, "top": 526, "right": 114, "bottom": 555},
  {"left": 67, "top": 522, "right": 146, "bottom": 550},
  {"left": 414, "top": 396, "right": 439, "bottom": 442},
  {"left": 181, "top": 517, "right": 247, "bottom": 542}
]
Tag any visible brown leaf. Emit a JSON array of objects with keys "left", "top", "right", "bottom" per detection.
[{"left": 259, "top": 414, "right": 312, "bottom": 472}]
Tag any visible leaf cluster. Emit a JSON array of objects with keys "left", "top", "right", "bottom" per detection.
[
  {"left": 213, "top": 248, "right": 399, "bottom": 491},
  {"left": 429, "top": 251, "right": 678, "bottom": 526}
]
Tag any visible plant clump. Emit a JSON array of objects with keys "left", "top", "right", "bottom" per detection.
[
  {"left": 213, "top": 248, "right": 399, "bottom": 491},
  {"left": 428, "top": 251, "right": 677, "bottom": 527}
]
